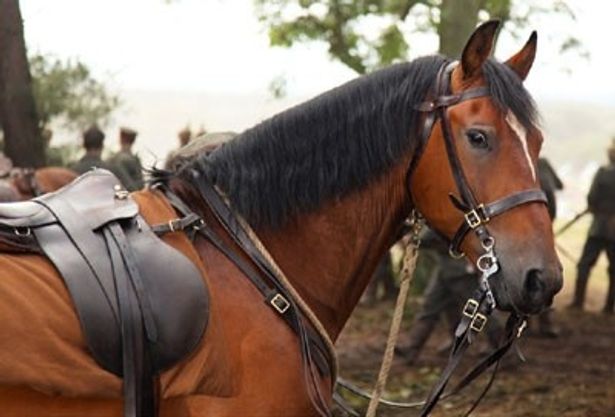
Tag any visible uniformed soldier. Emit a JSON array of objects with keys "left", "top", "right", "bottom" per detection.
[
  {"left": 533, "top": 157, "right": 563, "bottom": 336},
  {"left": 569, "top": 139, "right": 615, "bottom": 313},
  {"left": 107, "top": 127, "right": 144, "bottom": 191},
  {"left": 70, "top": 125, "right": 116, "bottom": 175}
]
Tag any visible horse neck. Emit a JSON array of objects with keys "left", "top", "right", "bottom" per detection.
[{"left": 257, "top": 160, "right": 411, "bottom": 340}]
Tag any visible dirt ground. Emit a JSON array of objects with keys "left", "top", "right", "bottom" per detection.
[{"left": 335, "top": 230, "right": 615, "bottom": 416}]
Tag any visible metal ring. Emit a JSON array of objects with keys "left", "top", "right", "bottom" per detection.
[
  {"left": 481, "top": 236, "right": 495, "bottom": 251},
  {"left": 14, "top": 227, "right": 31, "bottom": 237}
]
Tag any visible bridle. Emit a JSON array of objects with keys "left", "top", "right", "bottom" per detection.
[
  {"left": 408, "top": 62, "right": 548, "bottom": 415},
  {"left": 411, "top": 61, "right": 547, "bottom": 309}
]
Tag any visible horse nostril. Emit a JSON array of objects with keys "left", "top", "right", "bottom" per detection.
[{"left": 524, "top": 268, "right": 547, "bottom": 304}]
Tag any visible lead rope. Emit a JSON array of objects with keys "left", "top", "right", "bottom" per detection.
[{"left": 365, "top": 213, "right": 423, "bottom": 417}]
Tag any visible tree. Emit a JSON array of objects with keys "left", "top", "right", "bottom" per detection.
[
  {"left": 0, "top": 0, "right": 45, "bottom": 167},
  {"left": 255, "top": 0, "right": 580, "bottom": 76},
  {"left": 29, "top": 54, "right": 121, "bottom": 131}
]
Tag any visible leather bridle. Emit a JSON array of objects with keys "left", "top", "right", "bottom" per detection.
[
  {"left": 412, "top": 61, "right": 547, "bottom": 307},
  {"left": 407, "top": 62, "right": 549, "bottom": 416}
]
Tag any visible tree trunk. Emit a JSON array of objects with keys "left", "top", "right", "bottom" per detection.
[
  {"left": 0, "top": 0, "right": 45, "bottom": 167},
  {"left": 437, "top": 0, "right": 483, "bottom": 57}
]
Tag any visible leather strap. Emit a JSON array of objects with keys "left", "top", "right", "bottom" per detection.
[
  {"left": 155, "top": 182, "right": 333, "bottom": 416},
  {"left": 449, "top": 189, "right": 548, "bottom": 256}
]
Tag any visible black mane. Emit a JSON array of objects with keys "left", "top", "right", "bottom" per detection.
[{"left": 180, "top": 56, "right": 537, "bottom": 229}]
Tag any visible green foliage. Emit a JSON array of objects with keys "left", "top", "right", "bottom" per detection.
[
  {"left": 255, "top": 0, "right": 581, "bottom": 75},
  {"left": 29, "top": 54, "right": 121, "bottom": 130}
]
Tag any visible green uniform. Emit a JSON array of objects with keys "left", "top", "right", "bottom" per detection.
[
  {"left": 573, "top": 162, "right": 615, "bottom": 312},
  {"left": 107, "top": 150, "right": 144, "bottom": 192},
  {"left": 70, "top": 154, "right": 115, "bottom": 175}
]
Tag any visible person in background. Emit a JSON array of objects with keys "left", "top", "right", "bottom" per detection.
[
  {"left": 107, "top": 127, "right": 144, "bottom": 191},
  {"left": 70, "top": 125, "right": 116, "bottom": 175},
  {"left": 178, "top": 127, "right": 192, "bottom": 148},
  {"left": 569, "top": 139, "right": 615, "bottom": 314},
  {"left": 532, "top": 157, "right": 563, "bottom": 337}
]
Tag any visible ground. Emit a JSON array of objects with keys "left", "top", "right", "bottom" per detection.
[{"left": 335, "top": 219, "right": 615, "bottom": 417}]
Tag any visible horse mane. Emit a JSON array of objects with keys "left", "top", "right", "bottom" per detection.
[{"left": 177, "top": 55, "right": 537, "bottom": 229}]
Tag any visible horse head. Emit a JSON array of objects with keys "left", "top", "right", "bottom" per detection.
[{"left": 411, "top": 21, "right": 562, "bottom": 315}]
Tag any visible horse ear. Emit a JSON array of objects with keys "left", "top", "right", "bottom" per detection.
[
  {"left": 460, "top": 20, "right": 500, "bottom": 80},
  {"left": 505, "top": 31, "right": 537, "bottom": 81}
]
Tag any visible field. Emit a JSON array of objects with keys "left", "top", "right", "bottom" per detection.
[{"left": 335, "top": 218, "right": 615, "bottom": 417}]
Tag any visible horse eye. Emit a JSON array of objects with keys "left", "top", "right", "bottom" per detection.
[{"left": 466, "top": 129, "right": 489, "bottom": 149}]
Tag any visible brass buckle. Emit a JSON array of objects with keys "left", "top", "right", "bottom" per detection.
[
  {"left": 470, "top": 313, "right": 488, "bottom": 332},
  {"left": 462, "top": 299, "right": 479, "bottom": 318},
  {"left": 270, "top": 293, "right": 290, "bottom": 314},
  {"left": 464, "top": 204, "right": 489, "bottom": 229},
  {"left": 167, "top": 218, "right": 181, "bottom": 232}
]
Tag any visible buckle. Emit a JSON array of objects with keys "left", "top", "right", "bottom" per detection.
[
  {"left": 470, "top": 313, "right": 488, "bottom": 332},
  {"left": 462, "top": 299, "right": 479, "bottom": 318},
  {"left": 168, "top": 218, "right": 182, "bottom": 232},
  {"left": 270, "top": 293, "right": 290, "bottom": 314},
  {"left": 464, "top": 204, "right": 489, "bottom": 229}
]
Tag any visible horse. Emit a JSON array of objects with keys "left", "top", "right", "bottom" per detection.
[
  {"left": 0, "top": 20, "right": 562, "bottom": 417},
  {"left": 9, "top": 166, "right": 78, "bottom": 200}
]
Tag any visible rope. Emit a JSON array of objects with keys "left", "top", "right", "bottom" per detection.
[
  {"left": 365, "top": 223, "right": 421, "bottom": 417},
  {"left": 233, "top": 209, "right": 339, "bottom": 380}
]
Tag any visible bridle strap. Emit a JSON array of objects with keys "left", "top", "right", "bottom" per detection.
[
  {"left": 415, "top": 62, "right": 547, "bottom": 256},
  {"left": 449, "top": 189, "right": 548, "bottom": 256}
]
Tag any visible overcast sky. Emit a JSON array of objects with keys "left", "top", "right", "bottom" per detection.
[{"left": 20, "top": 0, "right": 615, "bottom": 105}]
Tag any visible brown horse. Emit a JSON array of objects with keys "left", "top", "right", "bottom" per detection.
[
  {"left": 0, "top": 21, "right": 561, "bottom": 416},
  {"left": 9, "top": 167, "right": 78, "bottom": 200}
]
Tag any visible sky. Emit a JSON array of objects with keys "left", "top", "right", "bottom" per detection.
[{"left": 20, "top": 0, "right": 615, "bottom": 104}]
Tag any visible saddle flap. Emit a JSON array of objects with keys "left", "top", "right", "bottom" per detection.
[{"left": 0, "top": 201, "right": 55, "bottom": 228}]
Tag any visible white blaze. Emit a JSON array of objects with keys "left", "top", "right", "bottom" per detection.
[{"left": 505, "top": 111, "right": 536, "bottom": 182}]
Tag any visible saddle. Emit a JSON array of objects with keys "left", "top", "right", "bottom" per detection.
[{"left": 0, "top": 169, "right": 209, "bottom": 416}]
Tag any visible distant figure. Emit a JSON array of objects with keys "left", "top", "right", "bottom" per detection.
[
  {"left": 533, "top": 157, "right": 563, "bottom": 336},
  {"left": 42, "top": 128, "right": 64, "bottom": 167},
  {"left": 570, "top": 139, "right": 615, "bottom": 313},
  {"left": 70, "top": 125, "right": 116, "bottom": 175},
  {"left": 107, "top": 127, "right": 144, "bottom": 191},
  {"left": 178, "top": 127, "right": 192, "bottom": 148}
]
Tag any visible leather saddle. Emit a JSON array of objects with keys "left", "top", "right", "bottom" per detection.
[{"left": 0, "top": 169, "right": 209, "bottom": 416}]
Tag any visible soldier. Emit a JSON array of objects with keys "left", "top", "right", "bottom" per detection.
[
  {"left": 177, "top": 127, "right": 192, "bottom": 148},
  {"left": 395, "top": 230, "right": 501, "bottom": 365},
  {"left": 107, "top": 127, "right": 144, "bottom": 191},
  {"left": 70, "top": 125, "right": 116, "bottom": 175},
  {"left": 532, "top": 157, "right": 563, "bottom": 336},
  {"left": 569, "top": 139, "right": 615, "bottom": 313}
]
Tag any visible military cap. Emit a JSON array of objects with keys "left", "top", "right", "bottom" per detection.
[{"left": 120, "top": 127, "right": 138, "bottom": 144}]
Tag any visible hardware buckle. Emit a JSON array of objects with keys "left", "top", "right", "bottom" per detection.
[
  {"left": 470, "top": 313, "right": 488, "bottom": 332},
  {"left": 464, "top": 204, "right": 489, "bottom": 229},
  {"left": 270, "top": 293, "right": 290, "bottom": 314},
  {"left": 462, "top": 299, "right": 479, "bottom": 318}
]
